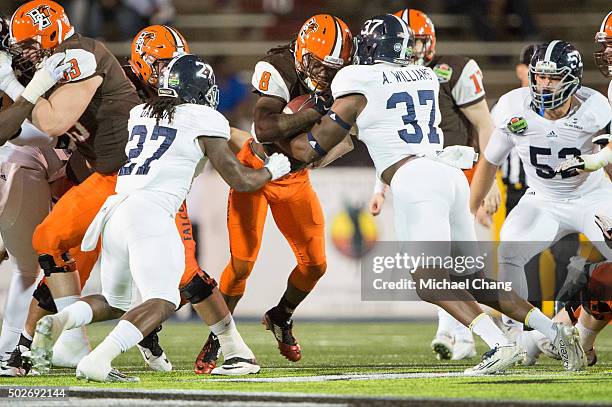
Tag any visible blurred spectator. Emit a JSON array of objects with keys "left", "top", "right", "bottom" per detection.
[{"left": 211, "top": 56, "right": 253, "bottom": 130}]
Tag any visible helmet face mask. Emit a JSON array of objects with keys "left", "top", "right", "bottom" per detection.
[
  {"left": 393, "top": 9, "right": 436, "bottom": 65},
  {"left": 529, "top": 41, "right": 582, "bottom": 111},
  {"left": 296, "top": 52, "right": 342, "bottom": 92},
  {"left": 594, "top": 12, "right": 612, "bottom": 78}
]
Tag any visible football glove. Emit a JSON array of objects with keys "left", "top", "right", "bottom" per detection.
[
  {"left": 0, "top": 51, "right": 24, "bottom": 101},
  {"left": 21, "top": 52, "right": 72, "bottom": 104},
  {"left": 555, "top": 156, "right": 584, "bottom": 176},
  {"left": 595, "top": 214, "right": 612, "bottom": 242},
  {"left": 264, "top": 152, "right": 291, "bottom": 181},
  {"left": 312, "top": 92, "right": 333, "bottom": 116}
]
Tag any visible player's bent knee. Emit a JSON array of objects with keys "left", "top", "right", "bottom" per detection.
[
  {"left": 180, "top": 269, "right": 218, "bottom": 305},
  {"left": 219, "top": 258, "right": 255, "bottom": 296},
  {"left": 289, "top": 262, "right": 327, "bottom": 292},
  {"left": 103, "top": 292, "right": 132, "bottom": 312},
  {"left": 32, "top": 282, "right": 58, "bottom": 313},
  {"left": 141, "top": 289, "right": 181, "bottom": 310}
]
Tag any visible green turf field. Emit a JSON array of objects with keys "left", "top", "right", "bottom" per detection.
[{"left": 1, "top": 320, "right": 611, "bottom": 404}]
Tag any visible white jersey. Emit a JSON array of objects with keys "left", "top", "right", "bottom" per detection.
[
  {"left": 117, "top": 103, "right": 230, "bottom": 213},
  {"left": 485, "top": 86, "right": 612, "bottom": 200},
  {"left": 331, "top": 63, "right": 443, "bottom": 178},
  {"left": 608, "top": 80, "right": 612, "bottom": 106}
]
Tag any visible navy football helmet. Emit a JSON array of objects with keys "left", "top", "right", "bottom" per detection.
[
  {"left": 529, "top": 40, "right": 582, "bottom": 111},
  {"left": 158, "top": 54, "right": 219, "bottom": 109},
  {"left": 354, "top": 14, "right": 415, "bottom": 66}
]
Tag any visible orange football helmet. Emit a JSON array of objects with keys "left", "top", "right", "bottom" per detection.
[
  {"left": 594, "top": 11, "right": 612, "bottom": 77},
  {"left": 130, "top": 25, "right": 190, "bottom": 88},
  {"left": 294, "top": 14, "right": 353, "bottom": 92},
  {"left": 9, "top": 0, "right": 73, "bottom": 59},
  {"left": 393, "top": 9, "right": 436, "bottom": 65}
]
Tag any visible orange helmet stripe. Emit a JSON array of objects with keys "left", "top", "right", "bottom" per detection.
[{"left": 600, "top": 11, "right": 612, "bottom": 36}]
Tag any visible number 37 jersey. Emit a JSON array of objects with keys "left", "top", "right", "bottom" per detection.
[
  {"left": 116, "top": 103, "right": 230, "bottom": 213},
  {"left": 331, "top": 63, "right": 443, "bottom": 178},
  {"left": 485, "top": 87, "right": 612, "bottom": 200}
]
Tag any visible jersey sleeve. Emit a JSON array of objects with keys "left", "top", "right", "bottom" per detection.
[
  {"left": 451, "top": 59, "right": 485, "bottom": 107},
  {"left": 183, "top": 105, "right": 230, "bottom": 141},
  {"left": 331, "top": 66, "right": 366, "bottom": 99},
  {"left": 583, "top": 90, "right": 612, "bottom": 132},
  {"left": 251, "top": 61, "right": 290, "bottom": 102},
  {"left": 59, "top": 48, "right": 98, "bottom": 83},
  {"left": 484, "top": 128, "right": 515, "bottom": 166}
]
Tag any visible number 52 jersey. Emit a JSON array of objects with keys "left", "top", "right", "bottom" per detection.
[
  {"left": 331, "top": 63, "right": 443, "bottom": 179},
  {"left": 116, "top": 103, "right": 230, "bottom": 214},
  {"left": 485, "top": 87, "right": 612, "bottom": 200}
]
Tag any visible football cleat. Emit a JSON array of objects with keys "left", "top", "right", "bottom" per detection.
[
  {"left": 431, "top": 332, "right": 453, "bottom": 360},
  {"left": 194, "top": 332, "right": 221, "bottom": 375},
  {"left": 76, "top": 352, "right": 139, "bottom": 382},
  {"left": 31, "top": 315, "right": 67, "bottom": 374},
  {"left": 0, "top": 347, "right": 33, "bottom": 377},
  {"left": 464, "top": 344, "right": 524, "bottom": 375},
  {"left": 552, "top": 322, "right": 587, "bottom": 371},
  {"left": 452, "top": 338, "right": 477, "bottom": 360},
  {"left": 211, "top": 357, "right": 260, "bottom": 375},
  {"left": 262, "top": 309, "right": 302, "bottom": 362},
  {"left": 137, "top": 325, "right": 172, "bottom": 372}
]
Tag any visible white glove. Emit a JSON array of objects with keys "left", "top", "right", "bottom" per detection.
[
  {"left": 21, "top": 52, "right": 72, "bottom": 104},
  {"left": 595, "top": 214, "right": 612, "bottom": 241},
  {"left": 264, "top": 152, "right": 291, "bottom": 181},
  {"left": 0, "top": 51, "right": 24, "bottom": 101}
]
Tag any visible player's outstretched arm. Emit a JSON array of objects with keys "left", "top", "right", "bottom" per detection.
[
  {"left": 469, "top": 158, "right": 498, "bottom": 215},
  {"left": 253, "top": 95, "right": 321, "bottom": 143},
  {"left": 283, "top": 94, "right": 364, "bottom": 164},
  {"left": 199, "top": 136, "right": 290, "bottom": 191}
]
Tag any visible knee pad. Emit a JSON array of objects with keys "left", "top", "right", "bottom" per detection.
[
  {"left": 219, "top": 258, "right": 255, "bottom": 296},
  {"left": 288, "top": 262, "right": 327, "bottom": 292},
  {"left": 33, "top": 282, "right": 57, "bottom": 313},
  {"left": 179, "top": 269, "right": 218, "bottom": 305},
  {"left": 38, "top": 253, "right": 76, "bottom": 277}
]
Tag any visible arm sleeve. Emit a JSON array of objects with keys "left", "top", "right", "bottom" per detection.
[
  {"left": 331, "top": 66, "right": 366, "bottom": 99},
  {"left": 251, "top": 61, "right": 290, "bottom": 102},
  {"left": 484, "top": 128, "right": 515, "bottom": 166},
  {"left": 451, "top": 59, "right": 485, "bottom": 107}
]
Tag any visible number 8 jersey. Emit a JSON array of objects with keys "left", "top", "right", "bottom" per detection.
[
  {"left": 485, "top": 87, "right": 612, "bottom": 200},
  {"left": 331, "top": 63, "right": 443, "bottom": 179},
  {"left": 116, "top": 103, "right": 230, "bottom": 213}
]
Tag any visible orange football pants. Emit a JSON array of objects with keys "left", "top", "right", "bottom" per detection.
[
  {"left": 32, "top": 171, "right": 207, "bottom": 290},
  {"left": 219, "top": 139, "right": 327, "bottom": 296}
]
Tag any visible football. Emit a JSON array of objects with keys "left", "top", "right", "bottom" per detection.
[{"left": 282, "top": 94, "right": 315, "bottom": 114}]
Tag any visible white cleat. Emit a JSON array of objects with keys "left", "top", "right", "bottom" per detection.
[
  {"left": 76, "top": 354, "right": 139, "bottom": 383},
  {"left": 452, "top": 338, "right": 477, "bottom": 360},
  {"left": 30, "top": 316, "right": 67, "bottom": 374},
  {"left": 464, "top": 344, "right": 525, "bottom": 375},
  {"left": 52, "top": 328, "right": 91, "bottom": 368},
  {"left": 431, "top": 332, "right": 453, "bottom": 360},
  {"left": 518, "top": 330, "right": 561, "bottom": 366},
  {"left": 211, "top": 357, "right": 260, "bottom": 375},
  {"left": 552, "top": 322, "right": 587, "bottom": 371},
  {"left": 137, "top": 345, "right": 172, "bottom": 372}
]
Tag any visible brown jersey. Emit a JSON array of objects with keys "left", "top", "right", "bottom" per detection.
[
  {"left": 251, "top": 45, "right": 310, "bottom": 103},
  {"left": 429, "top": 55, "right": 486, "bottom": 150},
  {"left": 52, "top": 34, "right": 140, "bottom": 174}
]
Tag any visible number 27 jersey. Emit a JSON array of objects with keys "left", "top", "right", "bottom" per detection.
[
  {"left": 331, "top": 63, "right": 443, "bottom": 179},
  {"left": 116, "top": 103, "right": 230, "bottom": 213}
]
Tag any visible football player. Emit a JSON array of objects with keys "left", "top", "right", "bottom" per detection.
[
  {"left": 284, "top": 14, "right": 587, "bottom": 374},
  {"left": 30, "top": 54, "right": 290, "bottom": 382},
  {"left": 368, "top": 8, "right": 503, "bottom": 361},
  {"left": 126, "top": 24, "right": 258, "bottom": 375},
  {"left": 196, "top": 14, "right": 353, "bottom": 369},
  {"left": 0, "top": 1, "right": 166, "bottom": 375}
]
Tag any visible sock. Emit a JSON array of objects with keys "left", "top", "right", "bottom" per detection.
[
  {"left": 436, "top": 308, "right": 456, "bottom": 337},
  {"left": 210, "top": 313, "right": 254, "bottom": 361},
  {"left": 54, "top": 301, "right": 93, "bottom": 330},
  {"left": 453, "top": 320, "right": 474, "bottom": 342},
  {"left": 90, "top": 320, "right": 143, "bottom": 364},
  {"left": 524, "top": 308, "right": 556, "bottom": 341},
  {"left": 502, "top": 314, "right": 524, "bottom": 332},
  {"left": 54, "top": 295, "right": 80, "bottom": 312},
  {"left": 576, "top": 322, "right": 596, "bottom": 351},
  {"left": 270, "top": 295, "right": 297, "bottom": 322},
  {"left": 470, "top": 313, "right": 509, "bottom": 348},
  {"left": 21, "top": 331, "right": 32, "bottom": 342}
]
